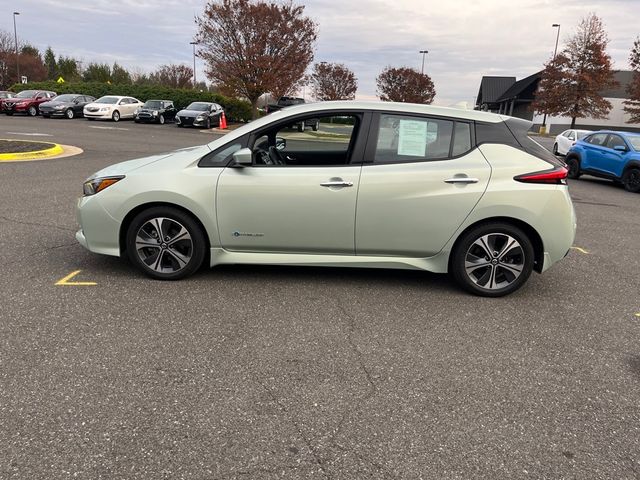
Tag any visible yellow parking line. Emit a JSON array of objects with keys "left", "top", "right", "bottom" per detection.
[
  {"left": 571, "top": 246, "right": 590, "bottom": 254},
  {"left": 635, "top": 313, "right": 640, "bottom": 318},
  {"left": 55, "top": 270, "right": 97, "bottom": 286}
]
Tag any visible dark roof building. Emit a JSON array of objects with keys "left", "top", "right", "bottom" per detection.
[{"left": 475, "top": 76, "right": 515, "bottom": 112}]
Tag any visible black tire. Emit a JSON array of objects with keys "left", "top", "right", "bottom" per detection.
[
  {"left": 126, "top": 207, "right": 206, "bottom": 280},
  {"left": 552, "top": 143, "right": 559, "bottom": 155},
  {"left": 112, "top": 110, "right": 120, "bottom": 122},
  {"left": 158, "top": 114, "right": 165, "bottom": 125},
  {"left": 177, "top": 123, "right": 183, "bottom": 128},
  {"left": 312, "top": 121, "right": 319, "bottom": 132},
  {"left": 65, "top": 108, "right": 74, "bottom": 119},
  {"left": 205, "top": 118, "right": 211, "bottom": 129},
  {"left": 297, "top": 122, "right": 305, "bottom": 132},
  {"left": 28, "top": 105, "right": 38, "bottom": 116},
  {"left": 565, "top": 157, "right": 581, "bottom": 179},
  {"left": 450, "top": 222, "right": 535, "bottom": 297},
  {"left": 622, "top": 168, "right": 640, "bottom": 193},
  {"left": 134, "top": 118, "right": 140, "bottom": 123}
]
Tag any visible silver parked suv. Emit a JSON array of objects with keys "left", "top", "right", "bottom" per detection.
[{"left": 76, "top": 101, "right": 576, "bottom": 296}]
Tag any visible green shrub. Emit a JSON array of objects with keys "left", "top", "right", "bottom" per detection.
[{"left": 9, "top": 81, "right": 254, "bottom": 122}]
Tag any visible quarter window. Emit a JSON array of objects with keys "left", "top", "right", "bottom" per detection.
[
  {"left": 374, "top": 114, "right": 454, "bottom": 163},
  {"left": 452, "top": 122, "right": 472, "bottom": 156}
]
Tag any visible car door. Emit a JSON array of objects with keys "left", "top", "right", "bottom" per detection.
[
  {"left": 582, "top": 133, "right": 611, "bottom": 172},
  {"left": 216, "top": 112, "right": 368, "bottom": 254},
  {"left": 355, "top": 113, "right": 491, "bottom": 257},
  {"left": 563, "top": 130, "right": 577, "bottom": 155},
  {"left": 558, "top": 130, "right": 571, "bottom": 154},
  {"left": 602, "top": 134, "right": 629, "bottom": 177}
]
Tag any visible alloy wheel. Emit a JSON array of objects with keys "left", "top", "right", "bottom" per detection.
[
  {"left": 134, "top": 217, "right": 193, "bottom": 274},
  {"left": 464, "top": 233, "right": 525, "bottom": 290}
]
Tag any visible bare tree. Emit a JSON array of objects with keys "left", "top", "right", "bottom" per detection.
[
  {"left": 376, "top": 66, "right": 435, "bottom": 104},
  {"left": 532, "top": 13, "right": 617, "bottom": 128},
  {"left": 624, "top": 36, "right": 640, "bottom": 123},
  {"left": 311, "top": 62, "right": 357, "bottom": 101},
  {"left": 150, "top": 64, "right": 194, "bottom": 89},
  {"left": 196, "top": 0, "right": 318, "bottom": 118}
]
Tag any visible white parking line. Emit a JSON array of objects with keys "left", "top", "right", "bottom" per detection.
[
  {"left": 5, "top": 132, "right": 53, "bottom": 137},
  {"left": 88, "top": 126, "right": 130, "bottom": 131}
]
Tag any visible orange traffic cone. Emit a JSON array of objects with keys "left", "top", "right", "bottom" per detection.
[{"left": 219, "top": 112, "right": 227, "bottom": 129}]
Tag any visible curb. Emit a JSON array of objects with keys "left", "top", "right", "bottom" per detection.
[{"left": 0, "top": 139, "right": 65, "bottom": 161}]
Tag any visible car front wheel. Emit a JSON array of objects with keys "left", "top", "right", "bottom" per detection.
[
  {"left": 126, "top": 207, "right": 206, "bottom": 280},
  {"left": 622, "top": 168, "right": 640, "bottom": 193},
  {"left": 450, "top": 223, "right": 534, "bottom": 297},
  {"left": 112, "top": 110, "right": 120, "bottom": 122}
]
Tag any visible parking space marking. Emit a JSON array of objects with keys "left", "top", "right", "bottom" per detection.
[
  {"left": 88, "top": 126, "right": 129, "bottom": 131},
  {"left": 55, "top": 270, "right": 97, "bottom": 286},
  {"left": 6, "top": 132, "right": 53, "bottom": 137},
  {"left": 571, "top": 246, "right": 590, "bottom": 254},
  {"left": 635, "top": 313, "right": 640, "bottom": 318}
]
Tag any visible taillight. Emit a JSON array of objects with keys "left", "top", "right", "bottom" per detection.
[{"left": 514, "top": 166, "right": 568, "bottom": 185}]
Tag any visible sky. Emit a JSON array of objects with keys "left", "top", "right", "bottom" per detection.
[{"left": 2, "top": 0, "right": 638, "bottom": 106}]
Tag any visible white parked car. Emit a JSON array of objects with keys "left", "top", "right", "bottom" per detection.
[
  {"left": 76, "top": 101, "right": 576, "bottom": 297},
  {"left": 553, "top": 129, "right": 592, "bottom": 156},
  {"left": 83, "top": 96, "right": 144, "bottom": 122}
]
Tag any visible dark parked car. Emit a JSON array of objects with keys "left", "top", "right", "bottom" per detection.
[
  {"left": 0, "top": 91, "right": 16, "bottom": 110},
  {"left": 134, "top": 99, "right": 177, "bottom": 124},
  {"left": 39, "top": 94, "right": 95, "bottom": 119},
  {"left": 175, "top": 102, "right": 223, "bottom": 129},
  {"left": 2, "top": 90, "right": 56, "bottom": 116},
  {"left": 266, "top": 96, "right": 319, "bottom": 131}
]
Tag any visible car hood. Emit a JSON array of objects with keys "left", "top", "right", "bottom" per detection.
[
  {"left": 4, "top": 98, "right": 34, "bottom": 103},
  {"left": 41, "top": 100, "right": 71, "bottom": 107},
  {"left": 85, "top": 103, "right": 114, "bottom": 109},
  {"left": 87, "top": 144, "right": 211, "bottom": 179},
  {"left": 177, "top": 109, "right": 208, "bottom": 117}
]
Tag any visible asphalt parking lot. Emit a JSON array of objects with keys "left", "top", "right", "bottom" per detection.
[{"left": 1, "top": 115, "right": 639, "bottom": 479}]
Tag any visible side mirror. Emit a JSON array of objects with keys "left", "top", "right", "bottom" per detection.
[
  {"left": 275, "top": 137, "right": 286, "bottom": 151},
  {"left": 232, "top": 148, "right": 253, "bottom": 167},
  {"left": 613, "top": 145, "right": 627, "bottom": 152}
]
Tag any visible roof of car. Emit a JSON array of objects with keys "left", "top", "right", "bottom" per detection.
[
  {"left": 588, "top": 130, "right": 640, "bottom": 137},
  {"left": 273, "top": 101, "right": 507, "bottom": 123}
]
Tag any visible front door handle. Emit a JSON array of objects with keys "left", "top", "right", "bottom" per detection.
[
  {"left": 320, "top": 180, "right": 353, "bottom": 187},
  {"left": 444, "top": 177, "right": 479, "bottom": 184}
]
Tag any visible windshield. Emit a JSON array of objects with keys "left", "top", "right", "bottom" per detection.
[
  {"left": 628, "top": 136, "right": 640, "bottom": 151},
  {"left": 54, "top": 94, "right": 77, "bottom": 102},
  {"left": 186, "top": 102, "right": 210, "bottom": 111},
  {"left": 16, "top": 90, "right": 38, "bottom": 98},
  {"left": 95, "top": 96, "right": 119, "bottom": 104},
  {"left": 144, "top": 100, "right": 163, "bottom": 109}
]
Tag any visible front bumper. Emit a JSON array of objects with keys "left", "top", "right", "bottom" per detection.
[
  {"left": 176, "top": 115, "right": 207, "bottom": 127},
  {"left": 136, "top": 112, "right": 160, "bottom": 122},
  {"left": 76, "top": 195, "right": 122, "bottom": 256},
  {"left": 40, "top": 107, "right": 67, "bottom": 116},
  {"left": 3, "top": 103, "right": 28, "bottom": 113},
  {"left": 84, "top": 110, "right": 112, "bottom": 119}
]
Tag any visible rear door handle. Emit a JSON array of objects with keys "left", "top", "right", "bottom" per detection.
[
  {"left": 320, "top": 180, "right": 353, "bottom": 187},
  {"left": 444, "top": 177, "right": 479, "bottom": 184}
]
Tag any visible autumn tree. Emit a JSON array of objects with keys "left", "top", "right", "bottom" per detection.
[
  {"left": 196, "top": 0, "right": 318, "bottom": 118},
  {"left": 376, "top": 66, "right": 435, "bottom": 104},
  {"left": 150, "top": 64, "right": 193, "bottom": 89},
  {"left": 532, "top": 14, "right": 616, "bottom": 128},
  {"left": 624, "top": 36, "right": 640, "bottom": 123},
  {"left": 311, "top": 62, "right": 357, "bottom": 101}
]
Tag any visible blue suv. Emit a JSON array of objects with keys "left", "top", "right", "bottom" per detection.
[{"left": 565, "top": 130, "right": 640, "bottom": 193}]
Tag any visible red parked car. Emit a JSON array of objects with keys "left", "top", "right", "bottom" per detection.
[{"left": 2, "top": 90, "right": 56, "bottom": 116}]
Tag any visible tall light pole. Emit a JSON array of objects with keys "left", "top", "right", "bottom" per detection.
[
  {"left": 13, "top": 12, "right": 20, "bottom": 82},
  {"left": 542, "top": 24, "right": 561, "bottom": 129},
  {"left": 190, "top": 41, "right": 198, "bottom": 87},
  {"left": 419, "top": 50, "right": 429, "bottom": 75}
]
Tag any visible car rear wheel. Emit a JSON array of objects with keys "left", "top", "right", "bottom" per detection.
[
  {"left": 312, "top": 121, "right": 319, "bottom": 131},
  {"left": 126, "top": 207, "right": 206, "bottom": 280},
  {"left": 28, "top": 106, "right": 38, "bottom": 116},
  {"left": 622, "top": 168, "right": 640, "bottom": 193},
  {"left": 297, "top": 122, "right": 305, "bottom": 132},
  {"left": 42, "top": 114, "right": 51, "bottom": 118},
  {"left": 65, "top": 108, "right": 74, "bottom": 119},
  {"left": 565, "top": 157, "right": 581, "bottom": 179},
  {"left": 450, "top": 222, "right": 534, "bottom": 297},
  {"left": 112, "top": 110, "right": 120, "bottom": 122}
]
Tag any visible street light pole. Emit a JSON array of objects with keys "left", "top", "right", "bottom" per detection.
[
  {"left": 419, "top": 50, "right": 429, "bottom": 75},
  {"left": 190, "top": 41, "right": 197, "bottom": 87},
  {"left": 542, "top": 24, "right": 561, "bottom": 129},
  {"left": 13, "top": 12, "right": 20, "bottom": 82}
]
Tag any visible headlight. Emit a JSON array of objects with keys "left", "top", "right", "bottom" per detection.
[
  {"left": 196, "top": 114, "right": 206, "bottom": 120},
  {"left": 99, "top": 107, "right": 109, "bottom": 112},
  {"left": 152, "top": 110, "right": 158, "bottom": 116},
  {"left": 83, "top": 176, "right": 125, "bottom": 196},
  {"left": 55, "top": 104, "right": 65, "bottom": 110}
]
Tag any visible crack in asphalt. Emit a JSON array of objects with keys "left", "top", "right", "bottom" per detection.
[
  {"left": 5, "top": 241, "right": 78, "bottom": 267},
  {"left": 258, "top": 380, "right": 330, "bottom": 479},
  {"left": 0, "top": 214, "right": 76, "bottom": 232}
]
